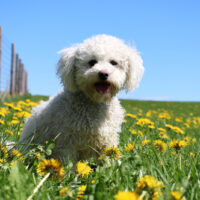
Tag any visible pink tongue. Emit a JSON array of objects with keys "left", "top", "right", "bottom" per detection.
[{"left": 95, "top": 83, "right": 110, "bottom": 94}]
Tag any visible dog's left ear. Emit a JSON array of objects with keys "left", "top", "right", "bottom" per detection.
[
  {"left": 125, "top": 48, "right": 144, "bottom": 92},
  {"left": 57, "top": 46, "right": 78, "bottom": 92}
]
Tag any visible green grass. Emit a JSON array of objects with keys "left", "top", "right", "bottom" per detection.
[{"left": 0, "top": 95, "right": 200, "bottom": 200}]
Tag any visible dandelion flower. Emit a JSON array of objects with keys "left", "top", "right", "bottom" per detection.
[
  {"left": 189, "top": 152, "right": 195, "bottom": 157},
  {"left": 114, "top": 191, "right": 142, "bottom": 200},
  {"left": 142, "top": 139, "right": 150, "bottom": 145},
  {"left": 129, "top": 129, "right": 137, "bottom": 135},
  {"left": 12, "top": 149, "right": 24, "bottom": 160},
  {"left": 0, "top": 143, "right": 8, "bottom": 158},
  {"left": 5, "top": 129, "right": 13, "bottom": 136},
  {"left": 125, "top": 143, "right": 134, "bottom": 152},
  {"left": 0, "top": 120, "right": 5, "bottom": 125},
  {"left": 77, "top": 185, "right": 87, "bottom": 199},
  {"left": 127, "top": 113, "right": 137, "bottom": 119},
  {"left": 153, "top": 140, "right": 166, "bottom": 152},
  {"left": 165, "top": 124, "right": 184, "bottom": 134},
  {"left": 157, "top": 127, "right": 166, "bottom": 133},
  {"left": 170, "top": 191, "right": 184, "bottom": 200},
  {"left": 136, "top": 175, "right": 164, "bottom": 200},
  {"left": 37, "top": 158, "right": 64, "bottom": 180},
  {"left": 59, "top": 187, "right": 73, "bottom": 196},
  {"left": 104, "top": 146, "right": 121, "bottom": 160},
  {"left": 169, "top": 140, "right": 187, "bottom": 150},
  {"left": 76, "top": 161, "right": 93, "bottom": 178},
  {"left": 136, "top": 118, "right": 154, "bottom": 127}
]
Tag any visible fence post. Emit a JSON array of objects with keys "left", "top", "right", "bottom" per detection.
[
  {"left": 22, "top": 65, "right": 25, "bottom": 94},
  {"left": 25, "top": 70, "right": 28, "bottom": 93},
  {"left": 10, "top": 43, "right": 15, "bottom": 96},
  {"left": 15, "top": 54, "right": 19, "bottom": 94},
  {"left": 19, "top": 62, "right": 23, "bottom": 95},
  {"left": 0, "top": 27, "right": 2, "bottom": 92}
]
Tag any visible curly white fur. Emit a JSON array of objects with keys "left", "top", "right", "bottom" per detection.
[{"left": 19, "top": 35, "right": 144, "bottom": 162}]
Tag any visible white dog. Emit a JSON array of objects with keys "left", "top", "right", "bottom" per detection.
[{"left": 19, "top": 35, "right": 144, "bottom": 162}]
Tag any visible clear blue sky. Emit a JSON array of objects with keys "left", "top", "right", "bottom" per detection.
[{"left": 0, "top": 0, "right": 200, "bottom": 101}]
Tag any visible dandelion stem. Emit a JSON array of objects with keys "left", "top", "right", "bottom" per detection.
[
  {"left": 140, "top": 191, "right": 147, "bottom": 199},
  {"left": 27, "top": 172, "right": 50, "bottom": 200},
  {"left": 179, "top": 153, "right": 182, "bottom": 170}
]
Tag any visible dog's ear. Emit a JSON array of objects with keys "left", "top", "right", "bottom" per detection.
[
  {"left": 57, "top": 46, "right": 78, "bottom": 91},
  {"left": 125, "top": 48, "right": 144, "bottom": 92}
]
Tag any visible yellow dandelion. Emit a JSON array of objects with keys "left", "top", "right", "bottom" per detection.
[
  {"left": 125, "top": 143, "right": 134, "bottom": 152},
  {"left": 4, "top": 102, "right": 15, "bottom": 109},
  {"left": 36, "top": 152, "right": 41, "bottom": 159},
  {"left": 0, "top": 120, "right": 5, "bottom": 125},
  {"left": 136, "top": 175, "right": 163, "bottom": 200},
  {"left": 12, "top": 149, "right": 22, "bottom": 158},
  {"left": 184, "top": 136, "right": 190, "bottom": 144},
  {"left": 5, "top": 129, "right": 13, "bottom": 136},
  {"left": 158, "top": 112, "right": 171, "bottom": 120},
  {"left": 171, "top": 151, "right": 176, "bottom": 155},
  {"left": 114, "top": 191, "right": 142, "bottom": 200},
  {"left": 159, "top": 133, "right": 168, "bottom": 139},
  {"left": 165, "top": 124, "right": 184, "bottom": 134},
  {"left": 175, "top": 117, "right": 183, "bottom": 123},
  {"left": 16, "top": 111, "right": 32, "bottom": 118},
  {"left": 13, "top": 106, "right": 22, "bottom": 112},
  {"left": 77, "top": 185, "right": 87, "bottom": 199},
  {"left": 157, "top": 127, "right": 166, "bottom": 133},
  {"left": 136, "top": 118, "right": 154, "bottom": 127},
  {"left": 91, "top": 180, "right": 95, "bottom": 184},
  {"left": 138, "top": 130, "right": 144, "bottom": 138},
  {"left": 0, "top": 158, "right": 4, "bottom": 164},
  {"left": 170, "top": 191, "right": 184, "bottom": 200},
  {"left": 76, "top": 161, "right": 93, "bottom": 178},
  {"left": 189, "top": 152, "right": 195, "bottom": 157},
  {"left": 104, "top": 146, "right": 121, "bottom": 160},
  {"left": 142, "top": 139, "right": 150, "bottom": 145},
  {"left": 7, "top": 120, "right": 19, "bottom": 126},
  {"left": 129, "top": 129, "right": 137, "bottom": 135},
  {"left": 184, "top": 123, "right": 190, "bottom": 128},
  {"left": 59, "top": 187, "right": 73, "bottom": 196},
  {"left": 37, "top": 158, "right": 65, "bottom": 180},
  {"left": 169, "top": 140, "right": 187, "bottom": 150},
  {"left": 148, "top": 124, "right": 155, "bottom": 129},
  {"left": 0, "top": 143, "right": 8, "bottom": 158},
  {"left": 153, "top": 140, "right": 166, "bottom": 152},
  {"left": 127, "top": 113, "right": 137, "bottom": 119}
]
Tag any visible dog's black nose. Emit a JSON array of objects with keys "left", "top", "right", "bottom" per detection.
[{"left": 98, "top": 71, "right": 109, "bottom": 80}]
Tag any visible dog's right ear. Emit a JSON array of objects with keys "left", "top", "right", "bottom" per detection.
[{"left": 57, "top": 46, "right": 78, "bottom": 92}]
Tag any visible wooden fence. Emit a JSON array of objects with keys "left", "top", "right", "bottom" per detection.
[{"left": 0, "top": 26, "right": 28, "bottom": 96}]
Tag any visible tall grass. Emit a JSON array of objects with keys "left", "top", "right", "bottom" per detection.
[{"left": 0, "top": 95, "right": 199, "bottom": 200}]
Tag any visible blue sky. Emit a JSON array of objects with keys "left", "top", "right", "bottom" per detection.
[{"left": 0, "top": 0, "right": 199, "bottom": 101}]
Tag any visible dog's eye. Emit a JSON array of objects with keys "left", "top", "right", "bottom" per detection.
[
  {"left": 110, "top": 60, "right": 118, "bottom": 66},
  {"left": 88, "top": 60, "right": 97, "bottom": 67}
]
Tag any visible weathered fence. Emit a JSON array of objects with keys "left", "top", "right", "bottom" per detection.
[{"left": 0, "top": 26, "right": 28, "bottom": 97}]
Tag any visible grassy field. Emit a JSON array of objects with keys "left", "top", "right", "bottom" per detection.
[{"left": 0, "top": 95, "right": 200, "bottom": 200}]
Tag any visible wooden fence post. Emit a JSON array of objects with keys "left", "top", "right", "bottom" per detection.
[
  {"left": 0, "top": 27, "right": 2, "bottom": 92},
  {"left": 25, "top": 70, "right": 28, "bottom": 93},
  {"left": 19, "top": 62, "right": 23, "bottom": 95},
  {"left": 22, "top": 65, "right": 26, "bottom": 94},
  {"left": 15, "top": 54, "right": 19, "bottom": 94},
  {"left": 10, "top": 43, "right": 15, "bottom": 96}
]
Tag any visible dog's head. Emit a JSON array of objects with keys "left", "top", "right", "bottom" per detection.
[{"left": 57, "top": 35, "right": 144, "bottom": 102}]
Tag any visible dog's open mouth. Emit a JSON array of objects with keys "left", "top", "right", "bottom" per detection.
[{"left": 95, "top": 82, "right": 111, "bottom": 94}]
